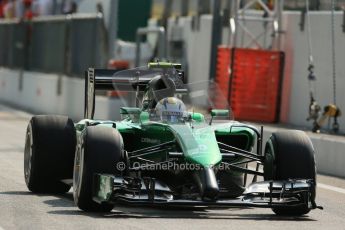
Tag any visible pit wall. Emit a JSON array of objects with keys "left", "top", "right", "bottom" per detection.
[
  {"left": 0, "top": 68, "right": 122, "bottom": 121},
  {"left": 167, "top": 12, "right": 345, "bottom": 133}
]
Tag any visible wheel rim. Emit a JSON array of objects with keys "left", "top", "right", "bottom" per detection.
[
  {"left": 73, "top": 142, "right": 84, "bottom": 201},
  {"left": 24, "top": 127, "right": 32, "bottom": 184},
  {"left": 263, "top": 139, "right": 276, "bottom": 180}
]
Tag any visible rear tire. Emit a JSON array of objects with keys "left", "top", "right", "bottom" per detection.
[
  {"left": 264, "top": 130, "right": 316, "bottom": 216},
  {"left": 73, "top": 126, "right": 124, "bottom": 212},
  {"left": 24, "top": 115, "right": 76, "bottom": 193}
]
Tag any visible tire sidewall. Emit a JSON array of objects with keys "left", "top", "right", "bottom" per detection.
[{"left": 24, "top": 122, "right": 35, "bottom": 189}]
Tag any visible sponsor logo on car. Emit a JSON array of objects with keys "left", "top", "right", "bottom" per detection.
[{"left": 141, "top": 137, "right": 161, "bottom": 144}]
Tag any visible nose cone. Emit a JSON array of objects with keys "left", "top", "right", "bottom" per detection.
[{"left": 193, "top": 167, "right": 219, "bottom": 200}]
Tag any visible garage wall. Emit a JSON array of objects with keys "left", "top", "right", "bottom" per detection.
[
  {"left": 286, "top": 12, "right": 345, "bottom": 132},
  {"left": 166, "top": 12, "right": 345, "bottom": 133}
]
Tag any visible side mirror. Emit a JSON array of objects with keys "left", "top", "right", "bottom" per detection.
[
  {"left": 209, "top": 109, "right": 230, "bottom": 125},
  {"left": 120, "top": 107, "right": 141, "bottom": 123},
  {"left": 211, "top": 109, "right": 229, "bottom": 117},
  {"left": 140, "top": 111, "right": 150, "bottom": 123},
  {"left": 190, "top": 112, "right": 205, "bottom": 122}
]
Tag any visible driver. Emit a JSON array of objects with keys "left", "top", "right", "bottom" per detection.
[{"left": 155, "top": 97, "right": 186, "bottom": 123}]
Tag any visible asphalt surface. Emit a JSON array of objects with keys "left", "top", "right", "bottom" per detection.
[{"left": 1, "top": 104, "right": 345, "bottom": 230}]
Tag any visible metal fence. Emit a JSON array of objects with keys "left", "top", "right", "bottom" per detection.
[
  {"left": 284, "top": 0, "right": 345, "bottom": 10},
  {"left": 151, "top": 0, "right": 345, "bottom": 17},
  {"left": 0, "top": 14, "right": 107, "bottom": 77}
]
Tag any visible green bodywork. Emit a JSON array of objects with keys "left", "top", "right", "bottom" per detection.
[{"left": 75, "top": 108, "right": 255, "bottom": 168}]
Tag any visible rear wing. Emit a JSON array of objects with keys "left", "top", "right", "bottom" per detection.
[
  {"left": 84, "top": 65, "right": 186, "bottom": 119},
  {"left": 84, "top": 68, "right": 167, "bottom": 119}
]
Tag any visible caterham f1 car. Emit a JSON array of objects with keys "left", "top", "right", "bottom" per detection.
[{"left": 24, "top": 62, "right": 321, "bottom": 216}]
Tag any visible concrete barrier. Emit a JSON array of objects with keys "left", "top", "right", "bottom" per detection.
[{"left": 0, "top": 68, "right": 123, "bottom": 121}]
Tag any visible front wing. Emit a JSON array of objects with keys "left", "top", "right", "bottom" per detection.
[{"left": 92, "top": 174, "right": 321, "bottom": 210}]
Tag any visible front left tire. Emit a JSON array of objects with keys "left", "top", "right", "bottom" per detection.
[{"left": 264, "top": 130, "right": 316, "bottom": 216}]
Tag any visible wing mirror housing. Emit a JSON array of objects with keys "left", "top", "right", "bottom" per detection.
[
  {"left": 190, "top": 112, "right": 205, "bottom": 122},
  {"left": 140, "top": 111, "right": 150, "bottom": 123},
  {"left": 209, "top": 109, "right": 230, "bottom": 125},
  {"left": 211, "top": 109, "right": 229, "bottom": 117}
]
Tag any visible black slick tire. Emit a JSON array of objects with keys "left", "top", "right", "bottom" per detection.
[
  {"left": 264, "top": 130, "right": 316, "bottom": 216},
  {"left": 73, "top": 126, "right": 124, "bottom": 212},
  {"left": 24, "top": 115, "right": 76, "bottom": 193}
]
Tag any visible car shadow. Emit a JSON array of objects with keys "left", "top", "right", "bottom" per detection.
[
  {"left": 0, "top": 191, "right": 33, "bottom": 196},
  {"left": 47, "top": 197, "right": 317, "bottom": 221},
  {"left": 0, "top": 190, "right": 75, "bottom": 208},
  {"left": 48, "top": 207, "right": 316, "bottom": 221},
  {"left": 1, "top": 191, "right": 317, "bottom": 221}
]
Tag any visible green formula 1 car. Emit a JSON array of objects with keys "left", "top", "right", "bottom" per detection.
[{"left": 24, "top": 62, "right": 321, "bottom": 216}]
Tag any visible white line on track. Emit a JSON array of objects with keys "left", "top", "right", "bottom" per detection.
[{"left": 318, "top": 183, "right": 345, "bottom": 195}]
